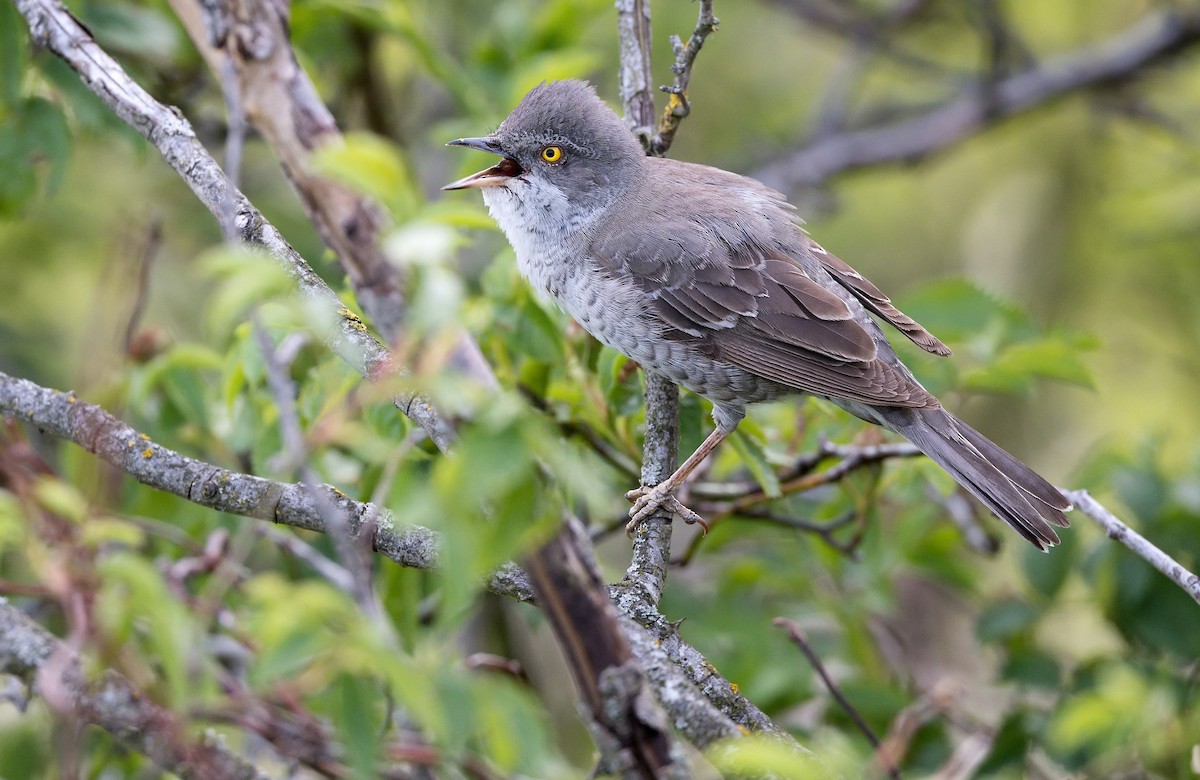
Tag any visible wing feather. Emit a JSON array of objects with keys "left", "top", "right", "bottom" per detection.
[{"left": 808, "top": 238, "right": 951, "bottom": 356}]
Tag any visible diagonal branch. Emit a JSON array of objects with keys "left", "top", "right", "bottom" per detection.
[
  {"left": 1067, "top": 488, "right": 1200, "bottom": 605},
  {"left": 16, "top": 0, "right": 455, "bottom": 451},
  {"left": 754, "top": 7, "right": 1200, "bottom": 190},
  {"left": 169, "top": 0, "right": 496, "bottom": 388},
  {"left": 0, "top": 369, "right": 452, "bottom": 581}
]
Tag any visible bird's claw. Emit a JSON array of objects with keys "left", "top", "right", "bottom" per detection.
[{"left": 624, "top": 484, "right": 709, "bottom": 536}]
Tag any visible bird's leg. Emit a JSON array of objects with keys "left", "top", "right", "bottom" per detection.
[{"left": 626, "top": 426, "right": 730, "bottom": 535}]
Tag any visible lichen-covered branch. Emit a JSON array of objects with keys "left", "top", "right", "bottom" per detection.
[
  {"left": 0, "top": 369, "right": 536, "bottom": 600},
  {"left": 649, "top": 0, "right": 718, "bottom": 155}
]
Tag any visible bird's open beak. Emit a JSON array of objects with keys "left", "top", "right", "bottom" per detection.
[{"left": 442, "top": 137, "right": 521, "bottom": 190}]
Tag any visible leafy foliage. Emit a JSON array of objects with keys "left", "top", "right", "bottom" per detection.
[{"left": 2, "top": 0, "right": 1198, "bottom": 777}]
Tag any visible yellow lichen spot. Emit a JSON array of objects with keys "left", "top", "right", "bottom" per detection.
[
  {"left": 141, "top": 447, "right": 153, "bottom": 459},
  {"left": 127, "top": 440, "right": 135, "bottom": 448},
  {"left": 338, "top": 307, "right": 369, "bottom": 333},
  {"left": 139, "top": 433, "right": 151, "bottom": 441},
  {"left": 667, "top": 91, "right": 686, "bottom": 112},
  {"left": 730, "top": 683, "right": 739, "bottom": 694},
  {"left": 67, "top": 395, "right": 77, "bottom": 404},
  {"left": 736, "top": 724, "right": 749, "bottom": 736}
]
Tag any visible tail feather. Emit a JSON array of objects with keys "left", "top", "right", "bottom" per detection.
[
  {"left": 952, "top": 418, "right": 1071, "bottom": 520},
  {"left": 885, "top": 408, "right": 1071, "bottom": 551}
]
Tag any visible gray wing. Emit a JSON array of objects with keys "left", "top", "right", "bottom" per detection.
[
  {"left": 592, "top": 224, "right": 939, "bottom": 409},
  {"left": 804, "top": 236, "right": 951, "bottom": 357}
]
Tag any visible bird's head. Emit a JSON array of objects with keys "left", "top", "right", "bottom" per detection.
[{"left": 443, "top": 80, "right": 645, "bottom": 235}]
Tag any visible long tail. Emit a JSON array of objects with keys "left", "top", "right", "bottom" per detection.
[{"left": 881, "top": 407, "right": 1071, "bottom": 550}]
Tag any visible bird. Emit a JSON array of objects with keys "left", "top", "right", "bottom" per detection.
[{"left": 443, "top": 79, "right": 1071, "bottom": 550}]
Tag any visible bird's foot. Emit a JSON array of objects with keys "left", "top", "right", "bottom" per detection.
[{"left": 624, "top": 484, "right": 709, "bottom": 536}]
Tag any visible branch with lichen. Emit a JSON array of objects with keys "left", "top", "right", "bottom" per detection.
[
  {"left": 0, "top": 369, "right": 532, "bottom": 600},
  {"left": 649, "top": 0, "right": 718, "bottom": 155}
]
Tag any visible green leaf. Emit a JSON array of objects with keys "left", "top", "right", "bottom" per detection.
[
  {"left": 0, "top": 3, "right": 27, "bottom": 110},
  {"left": 0, "top": 98, "right": 71, "bottom": 213},
  {"left": 423, "top": 199, "right": 498, "bottom": 230},
  {"left": 976, "top": 598, "right": 1037, "bottom": 642},
  {"left": 513, "top": 293, "right": 565, "bottom": 363},
  {"left": 965, "top": 336, "right": 1096, "bottom": 394},
  {"left": 332, "top": 674, "right": 382, "bottom": 778},
  {"left": 311, "top": 132, "right": 420, "bottom": 219},
  {"left": 97, "top": 552, "right": 204, "bottom": 709},
  {"left": 0, "top": 490, "right": 26, "bottom": 553},
  {"left": 83, "top": 2, "right": 182, "bottom": 63},
  {"left": 202, "top": 246, "right": 297, "bottom": 335},
  {"left": 1002, "top": 648, "right": 1062, "bottom": 688},
  {"left": 32, "top": 477, "right": 88, "bottom": 524},
  {"left": 898, "top": 278, "right": 1028, "bottom": 342},
  {"left": 707, "top": 735, "right": 826, "bottom": 779},
  {"left": 1021, "top": 519, "right": 1077, "bottom": 598}
]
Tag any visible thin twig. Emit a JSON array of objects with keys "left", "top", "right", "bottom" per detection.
[
  {"left": 121, "top": 217, "right": 162, "bottom": 357},
  {"left": 1067, "top": 488, "right": 1200, "bottom": 605},
  {"left": 690, "top": 440, "right": 921, "bottom": 501},
  {"left": 737, "top": 509, "right": 861, "bottom": 555},
  {"left": 874, "top": 678, "right": 961, "bottom": 778},
  {"left": 774, "top": 617, "right": 898, "bottom": 780},
  {"left": 649, "top": 1, "right": 718, "bottom": 155},
  {"left": 519, "top": 386, "right": 639, "bottom": 478},
  {"left": 257, "top": 524, "right": 356, "bottom": 593}
]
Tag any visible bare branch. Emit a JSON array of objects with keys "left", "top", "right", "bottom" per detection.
[
  {"left": 0, "top": 601, "right": 267, "bottom": 780},
  {"left": 754, "top": 7, "right": 1200, "bottom": 190},
  {"left": 1067, "top": 488, "right": 1200, "bottom": 605},
  {"left": 616, "top": 0, "right": 657, "bottom": 137},
  {"left": 775, "top": 617, "right": 895, "bottom": 778},
  {"left": 15, "top": 0, "right": 456, "bottom": 450},
  {"left": 525, "top": 517, "right": 686, "bottom": 779},
  {"left": 621, "top": 376, "right": 680, "bottom": 606},
  {"left": 649, "top": 1, "right": 718, "bottom": 155}
]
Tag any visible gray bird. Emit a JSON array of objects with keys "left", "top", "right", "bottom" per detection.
[{"left": 444, "top": 80, "right": 1071, "bottom": 549}]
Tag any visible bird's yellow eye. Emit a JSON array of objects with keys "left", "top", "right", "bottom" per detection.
[{"left": 540, "top": 145, "right": 564, "bottom": 163}]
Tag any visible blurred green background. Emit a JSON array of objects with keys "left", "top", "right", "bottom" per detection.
[{"left": 2, "top": 0, "right": 1199, "bottom": 777}]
